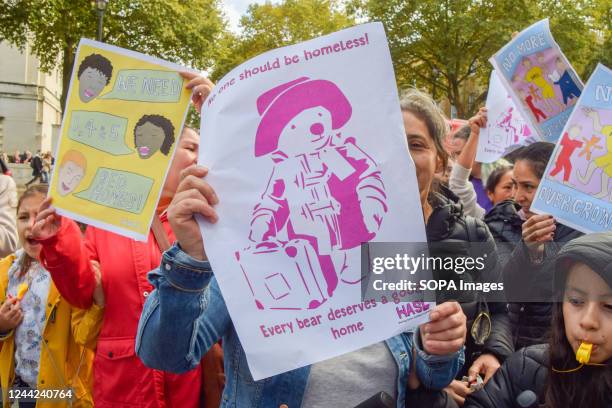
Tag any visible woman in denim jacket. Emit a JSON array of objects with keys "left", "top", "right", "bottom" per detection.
[{"left": 134, "top": 86, "right": 467, "bottom": 407}]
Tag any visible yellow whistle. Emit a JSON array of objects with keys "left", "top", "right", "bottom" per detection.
[
  {"left": 576, "top": 342, "right": 592, "bottom": 364},
  {"left": 16, "top": 283, "right": 28, "bottom": 300}
]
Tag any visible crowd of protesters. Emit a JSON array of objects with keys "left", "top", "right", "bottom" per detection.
[
  {"left": 0, "top": 150, "right": 54, "bottom": 184},
  {"left": 0, "top": 68, "right": 609, "bottom": 408}
]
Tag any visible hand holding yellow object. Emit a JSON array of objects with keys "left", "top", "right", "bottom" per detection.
[
  {"left": 16, "top": 283, "right": 28, "bottom": 300},
  {"left": 576, "top": 342, "right": 592, "bottom": 364}
]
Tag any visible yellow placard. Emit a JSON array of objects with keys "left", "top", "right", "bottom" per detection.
[{"left": 50, "top": 39, "right": 192, "bottom": 241}]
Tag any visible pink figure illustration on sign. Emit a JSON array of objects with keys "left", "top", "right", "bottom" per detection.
[
  {"left": 492, "top": 105, "right": 532, "bottom": 148},
  {"left": 495, "top": 107, "right": 518, "bottom": 145},
  {"left": 235, "top": 77, "right": 388, "bottom": 311}
]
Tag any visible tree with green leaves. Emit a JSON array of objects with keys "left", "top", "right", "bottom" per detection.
[
  {"left": 212, "top": 0, "right": 354, "bottom": 81},
  {"left": 356, "top": 0, "right": 608, "bottom": 117},
  {"left": 0, "top": 0, "right": 226, "bottom": 110}
]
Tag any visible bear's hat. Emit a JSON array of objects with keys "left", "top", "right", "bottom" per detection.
[{"left": 254, "top": 77, "right": 352, "bottom": 157}]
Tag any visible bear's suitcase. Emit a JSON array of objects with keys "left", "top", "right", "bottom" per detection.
[{"left": 236, "top": 239, "right": 330, "bottom": 310}]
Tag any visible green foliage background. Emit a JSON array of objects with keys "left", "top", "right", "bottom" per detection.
[{"left": 1, "top": 0, "right": 609, "bottom": 120}]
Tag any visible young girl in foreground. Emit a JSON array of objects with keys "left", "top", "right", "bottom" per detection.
[
  {"left": 465, "top": 232, "right": 611, "bottom": 407},
  {"left": 0, "top": 184, "right": 104, "bottom": 408}
]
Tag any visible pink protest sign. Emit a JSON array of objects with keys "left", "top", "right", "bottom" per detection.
[{"left": 198, "top": 23, "right": 430, "bottom": 380}]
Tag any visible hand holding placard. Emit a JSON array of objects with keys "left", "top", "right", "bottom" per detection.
[
  {"left": 419, "top": 301, "right": 466, "bottom": 355},
  {"left": 167, "top": 165, "right": 219, "bottom": 261}
]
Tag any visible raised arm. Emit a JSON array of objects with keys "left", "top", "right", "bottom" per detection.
[
  {"left": 449, "top": 108, "right": 487, "bottom": 219},
  {"left": 32, "top": 198, "right": 97, "bottom": 309}
]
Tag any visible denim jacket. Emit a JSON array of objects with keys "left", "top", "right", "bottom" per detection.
[{"left": 136, "top": 244, "right": 464, "bottom": 408}]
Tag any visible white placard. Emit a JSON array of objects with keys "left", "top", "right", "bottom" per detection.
[
  {"left": 477, "top": 70, "right": 537, "bottom": 163},
  {"left": 198, "top": 23, "right": 431, "bottom": 380}
]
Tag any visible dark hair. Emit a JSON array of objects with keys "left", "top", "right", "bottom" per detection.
[
  {"left": 16, "top": 184, "right": 49, "bottom": 277},
  {"left": 453, "top": 125, "right": 471, "bottom": 142},
  {"left": 134, "top": 115, "right": 176, "bottom": 155},
  {"left": 78, "top": 53, "right": 113, "bottom": 84},
  {"left": 509, "top": 142, "right": 554, "bottom": 180},
  {"left": 485, "top": 165, "right": 513, "bottom": 194},
  {"left": 545, "top": 284, "right": 611, "bottom": 407}
]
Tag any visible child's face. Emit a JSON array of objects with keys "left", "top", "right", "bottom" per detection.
[
  {"left": 58, "top": 160, "right": 85, "bottom": 196},
  {"left": 523, "top": 59, "right": 531, "bottom": 68},
  {"left": 134, "top": 121, "right": 166, "bottom": 159},
  {"left": 17, "top": 193, "right": 46, "bottom": 259},
  {"left": 276, "top": 107, "right": 332, "bottom": 156},
  {"left": 563, "top": 262, "right": 612, "bottom": 364},
  {"left": 78, "top": 67, "right": 108, "bottom": 103}
]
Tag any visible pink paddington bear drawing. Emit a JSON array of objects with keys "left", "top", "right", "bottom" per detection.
[{"left": 235, "top": 77, "right": 388, "bottom": 311}]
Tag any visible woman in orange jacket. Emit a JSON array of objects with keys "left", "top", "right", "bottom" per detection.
[{"left": 0, "top": 184, "right": 104, "bottom": 408}]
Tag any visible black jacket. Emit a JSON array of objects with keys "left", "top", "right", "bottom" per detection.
[
  {"left": 503, "top": 223, "right": 582, "bottom": 350},
  {"left": 405, "top": 188, "right": 514, "bottom": 408},
  {"left": 484, "top": 200, "right": 523, "bottom": 268},
  {"left": 464, "top": 344, "right": 548, "bottom": 408},
  {"left": 30, "top": 155, "right": 43, "bottom": 175},
  {"left": 426, "top": 187, "right": 513, "bottom": 366}
]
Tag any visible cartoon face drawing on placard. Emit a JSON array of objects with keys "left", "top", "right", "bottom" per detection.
[
  {"left": 133, "top": 114, "right": 175, "bottom": 159},
  {"left": 77, "top": 54, "right": 113, "bottom": 103},
  {"left": 57, "top": 150, "right": 87, "bottom": 196}
]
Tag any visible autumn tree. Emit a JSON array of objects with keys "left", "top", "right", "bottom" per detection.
[
  {"left": 356, "top": 0, "right": 608, "bottom": 117},
  {"left": 212, "top": 0, "right": 354, "bottom": 81},
  {"left": 0, "top": 0, "right": 226, "bottom": 110}
]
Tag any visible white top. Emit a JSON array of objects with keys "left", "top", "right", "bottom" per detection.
[{"left": 449, "top": 163, "right": 486, "bottom": 219}]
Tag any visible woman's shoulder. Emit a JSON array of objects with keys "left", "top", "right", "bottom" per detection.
[
  {"left": 503, "top": 345, "right": 549, "bottom": 396},
  {"left": 0, "top": 253, "right": 19, "bottom": 293},
  {"left": 510, "top": 344, "right": 549, "bottom": 368},
  {"left": 484, "top": 201, "right": 523, "bottom": 241},
  {"left": 484, "top": 200, "right": 521, "bottom": 222},
  {"left": 465, "top": 345, "right": 548, "bottom": 408},
  {"left": 427, "top": 189, "right": 492, "bottom": 244}
]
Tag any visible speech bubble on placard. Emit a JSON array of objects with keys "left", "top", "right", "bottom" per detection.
[
  {"left": 68, "top": 111, "right": 132, "bottom": 155},
  {"left": 99, "top": 69, "right": 183, "bottom": 102},
  {"left": 74, "top": 167, "right": 154, "bottom": 214}
]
